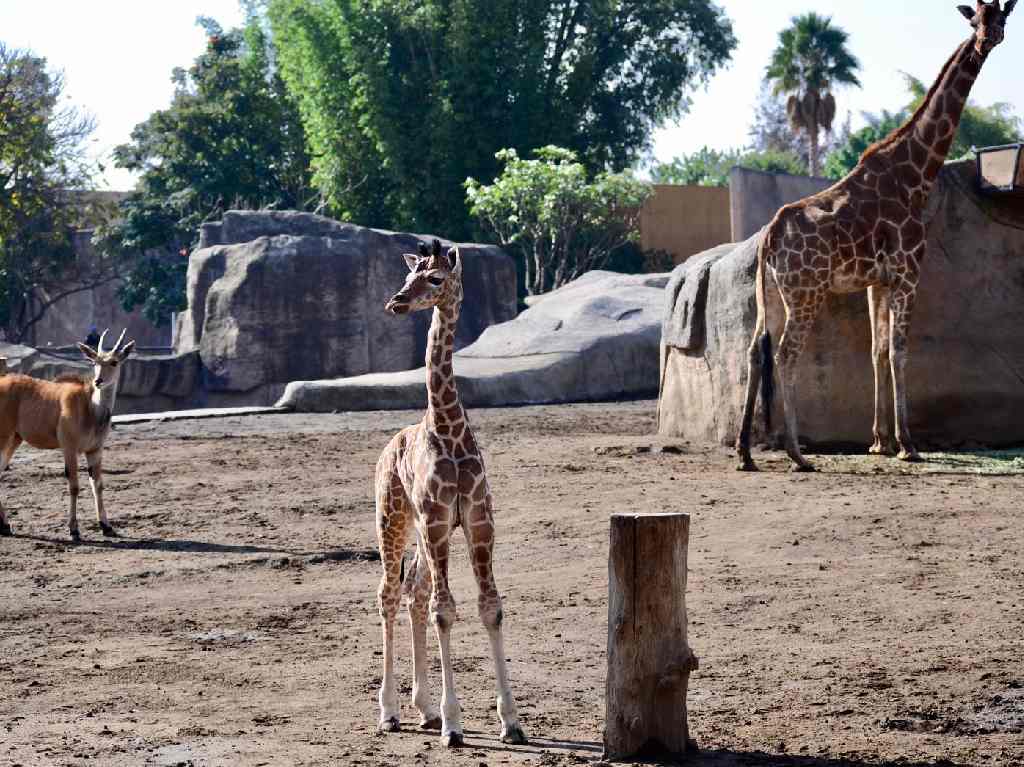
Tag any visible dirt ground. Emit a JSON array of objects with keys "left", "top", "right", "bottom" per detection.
[{"left": 1, "top": 401, "right": 1022, "bottom": 767}]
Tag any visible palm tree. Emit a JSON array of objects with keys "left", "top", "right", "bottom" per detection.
[{"left": 766, "top": 12, "right": 861, "bottom": 177}]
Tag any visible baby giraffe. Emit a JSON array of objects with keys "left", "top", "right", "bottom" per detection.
[{"left": 374, "top": 239, "right": 526, "bottom": 748}]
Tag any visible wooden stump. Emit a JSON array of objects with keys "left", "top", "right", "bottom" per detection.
[{"left": 603, "top": 513, "right": 698, "bottom": 762}]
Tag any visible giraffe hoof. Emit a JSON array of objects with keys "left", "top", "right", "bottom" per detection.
[
  {"left": 868, "top": 443, "right": 893, "bottom": 456},
  {"left": 70, "top": 528, "right": 81, "bottom": 542},
  {"left": 100, "top": 522, "right": 117, "bottom": 537},
  {"left": 791, "top": 463, "right": 816, "bottom": 473},
  {"left": 419, "top": 716, "right": 442, "bottom": 731},
  {"left": 898, "top": 450, "right": 923, "bottom": 463},
  {"left": 0, "top": 521, "right": 12, "bottom": 537},
  {"left": 736, "top": 461, "right": 759, "bottom": 472},
  {"left": 441, "top": 731, "right": 465, "bottom": 749},
  {"left": 377, "top": 717, "right": 400, "bottom": 734},
  {"left": 501, "top": 724, "right": 527, "bottom": 745}
]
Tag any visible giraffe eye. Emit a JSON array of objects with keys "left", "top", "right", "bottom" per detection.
[{"left": 427, "top": 275, "right": 445, "bottom": 287}]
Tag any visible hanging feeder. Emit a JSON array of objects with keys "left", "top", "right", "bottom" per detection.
[{"left": 976, "top": 143, "right": 1024, "bottom": 196}]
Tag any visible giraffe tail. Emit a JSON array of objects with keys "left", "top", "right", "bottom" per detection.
[{"left": 756, "top": 231, "right": 775, "bottom": 434}]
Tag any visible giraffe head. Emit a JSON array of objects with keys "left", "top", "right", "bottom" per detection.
[
  {"left": 959, "top": 0, "right": 1016, "bottom": 56},
  {"left": 385, "top": 238, "right": 463, "bottom": 315}
]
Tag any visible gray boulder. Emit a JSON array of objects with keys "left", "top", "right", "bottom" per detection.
[
  {"left": 279, "top": 270, "right": 669, "bottom": 412},
  {"left": 659, "top": 159, "right": 1024, "bottom": 449},
  {"left": 175, "top": 211, "right": 517, "bottom": 399}
]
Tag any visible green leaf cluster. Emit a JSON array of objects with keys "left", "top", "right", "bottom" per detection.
[
  {"left": 651, "top": 146, "right": 804, "bottom": 187},
  {"left": 269, "top": 0, "right": 736, "bottom": 240},
  {"left": 0, "top": 43, "right": 105, "bottom": 342},
  {"left": 98, "top": 14, "right": 314, "bottom": 326},
  {"left": 822, "top": 74, "right": 1023, "bottom": 179},
  {"left": 466, "top": 146, "right": 652, "bottom": 295}
]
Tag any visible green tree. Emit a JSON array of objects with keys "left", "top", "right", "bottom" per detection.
[
  {"left": 822, "top": 109, "right": 907, "bottom": 179},
  {"left": 466, "top": 146, "right": 652, "bottom": 295},
  {"left": 765, "top": 12, "right": 861, "bottom": 177},
  {"left": 822, "top": 74, "right": 1023, "bottom": 179},
  {"left": 0, "top": 42, "right": 111, "bottom": 343},
  {"left": 269, "top": 0, "right": 736, "bottom": 240},
  {"left": 97, "top": 15, "right": 314, "bottom": 325},
  {"left": 652, "top": 146, "right": 804, "bottom": 187},
  {"left": 902, "top": 73, "right": 1022, "bottom": 158}
]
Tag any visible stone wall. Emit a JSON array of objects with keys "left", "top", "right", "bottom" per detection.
[
  {"left": 23, "top": 231, "right": 171, "bottom": 350},
  {"left": 639, "top": 184, "right": 732, "bottom": 264},
  {"left": 660, "top": 160, "right": 1024, "bottom": 450},
  {"left": 729, "top": 167, "right": 833, "bottom": 243}
]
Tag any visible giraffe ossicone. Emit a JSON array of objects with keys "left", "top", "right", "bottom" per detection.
[
  {"left": 374, "top": 238, "right": 526, "bottom": 748},
  {"left": 736, "top": 0, "right": 1015, "bottom": 472}
]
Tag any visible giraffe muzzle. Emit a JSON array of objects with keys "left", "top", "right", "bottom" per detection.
[{"left": 385, "top": 298, "right": 410, "bottom": 315}]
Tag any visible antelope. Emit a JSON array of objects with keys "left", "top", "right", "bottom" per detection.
[{"left": 0, "top": 329, "right": 135, "bottom": 541}]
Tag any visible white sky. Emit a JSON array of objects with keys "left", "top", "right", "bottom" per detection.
[{"left": 1, "top": 1, "right": 1022, "bottom": 190}]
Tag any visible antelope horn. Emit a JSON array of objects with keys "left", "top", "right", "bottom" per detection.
[
  {"left": 97, "top": 328, "right": 110, "bottom": 354},
  {"left": 112, "top": 328, "right": 128, "bottom": 353}
]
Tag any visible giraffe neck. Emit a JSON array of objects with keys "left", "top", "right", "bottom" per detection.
[
  {"left": 901, "top": 38, "right": 985, "bottom": 188},
  {"left": 424, "top": 295, "right": 465, "bottom": 434}
]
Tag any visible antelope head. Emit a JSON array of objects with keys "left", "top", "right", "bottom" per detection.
[{"left": 77, "top": 328, "right": 136, "bottom": 390}]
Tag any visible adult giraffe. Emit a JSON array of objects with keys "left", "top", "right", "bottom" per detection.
[
  {"left": 374, "top": 239, "right": 526, "bottom": 748},
  {"left": 737, "top": 1, "right": 1016, "bottom": 472}
]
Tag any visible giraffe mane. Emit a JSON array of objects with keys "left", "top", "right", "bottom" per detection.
[{"left": 859, "top": 38, "right": 971, "bottom": 164}]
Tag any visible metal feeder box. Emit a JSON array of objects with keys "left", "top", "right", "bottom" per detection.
[{"left": 976, "top": 143, "right": 1024, "bottom": 196}]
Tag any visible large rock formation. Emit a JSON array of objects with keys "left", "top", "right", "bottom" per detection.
[
  {"left": 659, "top": 159, "right": 1024, "bottom": 450},
  {"left": 175, "top": 211, "right": 517, "bottom": 403},
  {"left": 279, "top": 271, "right": 669, "bottom": 412}
]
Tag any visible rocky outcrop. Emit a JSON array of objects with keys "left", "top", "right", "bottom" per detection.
[
  {"left": 279, "top": 271, "right": 669, "bottom": 412},
  {"left": 175, "top": 211, "right": 517, "bottom": 402},
  {"left": 659, "top": 159, "right": 1024, "bottom": 449}
]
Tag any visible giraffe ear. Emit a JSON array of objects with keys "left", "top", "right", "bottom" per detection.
[
  {"left": 446, "top": 246, "right": 461, "bottom": 276},
  {"left": 403, "top": 253, "right": 420, "bottom": 272},
  {"left": 958, "top": 4, "right": 977, "bottom": 20},
  {"left": 1005, "top": 0, "right": 1017, "bottom": 18}
]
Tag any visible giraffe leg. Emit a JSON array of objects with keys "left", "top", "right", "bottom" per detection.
[
  {"left": 376, "top": 470, "right": 410, "bottom": 734},
  {"left": 462, "top": 492, "right": 526, "bottom": 745},
  {"left": 419, "top": 505, "right": 464, "bottom": 748},
  {"left": 890, "top": 286, "right": 922, "bottom": 462},
  {"left": 868, "top": 286, "right": 896, "bottom": 456},
  {"left": 736, "top": 315, "right": 766, "bottom": 472},
  {"left": 404, "top": 539, "right": 441, "bottom": 730},
  {"left": 775, "top": 290, "right": 823, "bottom": 472},
  {"left": 0, "top": 434, "right": 22, "bottom": 536}
]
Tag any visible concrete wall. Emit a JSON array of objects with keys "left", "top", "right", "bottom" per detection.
[
  {"left": 728, "top": 167, "right": 833, "bottom": 242},
  {"left": 25, "top": 230, "right": 172, "bottom": 350},
  {"left": 640, "top": 184, "right": 731, "bottom": 264}
]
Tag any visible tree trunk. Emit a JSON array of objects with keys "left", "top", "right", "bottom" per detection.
[
  {"left": 809, "top": 116, "right": 820, "bottom": 177},
  {"left": 603, "top": 513, "right": 698, "bottom": 762}
]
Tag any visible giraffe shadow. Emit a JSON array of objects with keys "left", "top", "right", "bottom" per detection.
[{"left": 10, "top": 532, "right": 379, "bottom": 561}]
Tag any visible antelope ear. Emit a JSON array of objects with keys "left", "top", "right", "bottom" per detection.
[
  {"left": 446, "top": 246, "right": 461, "bottom": 276},
  {"left": 1006, "top": 0, "right": 1017, "bottom": 17},
  {"left": 118, "top": 340, "right": 136, "bottom": 359},
  {"left": 77, "top": 343, "right": 98, "bottom": 362},
  {"left": 958, "top": 4, "right": 977, "bottom": 20},
  {"left": 403, "top": 253, "right": 419, "bottom": 272}
]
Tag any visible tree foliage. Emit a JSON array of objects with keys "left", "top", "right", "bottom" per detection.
[
  {"left": 651, "top": 146, "right": 805, "bottom": 187},
  {"left": 97, "top": 15, "right": 313, "bottom": 325},
  {"left": 466, "top": 146, "right": 652, "bottom": 295},
  {"left": 765, "top": 12, "right": 861, "bottom": 176},
  {"left": 823, "top": 74, "right": 1023, "bottom": 179},
  {"left": 0, "top": 42, "right": 111, "bottom": 342},
  {"left": 269, "top": 0, "right": 736, "bottom": 239}
]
